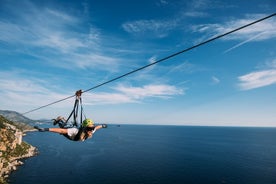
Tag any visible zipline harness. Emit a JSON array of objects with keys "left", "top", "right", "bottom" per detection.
[
  {"left": 65, "top": 90, "right": 86, "bottom": 128},
  {"left": 58, "top": 90, "right": 96, "bottom": 141}
]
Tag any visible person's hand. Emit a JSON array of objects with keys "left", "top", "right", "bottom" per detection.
[{"left": 102, "top": 124, "right": 107, "bottom": 128}]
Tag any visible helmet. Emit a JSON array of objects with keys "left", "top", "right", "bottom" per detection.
[{"left": 82, "top": 118, "right": 94, "bottom": 127}]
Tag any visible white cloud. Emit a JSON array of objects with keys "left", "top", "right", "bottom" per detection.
[
  {"left": 223, "top": 31, "right": 266, "bottom": 53},
  {"left": 223, "top": 15, "right": 276, "bottom": 41},
  {"left": 168, "top": 62, "right": 196, "bottom": 74},
  {"left": 149, "top": 56, "right": 157, "bottom": 64},
  {"left": 0, "top": 1, "right": 123, "bottom": 72},
  {"left": 184, "top": 11, "right": 208, "bottom": 18},
  {"left": 84, "top": 84, "right": 184, "bottom": 105},
  {"left": 238, "top": 69, "right": 276, "bottom": 90},
  {"left": 122, "top": 19, "right": 178, "bottom": 38},
  {"left": 159, "top": 0, "right": 168, "bottom": 5},
  {"left": 266, "top": 59, "right": 276, "bottom": 68},
  {"left": 59, "top": 52, "right": 121, "bottom": 71},
  {"left": 85, "top": 92, "right": 135, "bottom": 105},
  {"left": 34, "top": 33, "right": 86, "bottom": 53},
  {"left": 0, "top": 70, "right": 51, "bottom": 93},
  {"left": 0, "top": 68, "right": 183, "bottom": 111},
  {"left": 211, "top": 76, "right": 220, "bottom": 84},
  {"left": 115, "top": 84, "right": 183, "bottom": 99},
  {"left": 0, "top": 5, "right": 81, "bottom": 51},
  {"left": 45, "top": 8, "right": 77, "bottom": 23},
  {"left": 192, "top": 14, "right": 276, "bottom": 41},
  {"left": 189, "top": 0, "right": 210, "bottom": 9},
  {"left": 0, "top": 73, "right": 71, "bottom": 113},
  {"left": 0, "top": 78, "right": 46, "bottom": 93}
]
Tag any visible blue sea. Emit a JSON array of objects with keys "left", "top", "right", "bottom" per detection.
[{"left": 9, "top": 125, "right": 276, "bottom": 184}]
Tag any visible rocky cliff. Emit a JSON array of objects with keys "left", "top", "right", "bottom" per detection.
[{"left": 0, "top": 115, "right": 37, "bottom": 184}]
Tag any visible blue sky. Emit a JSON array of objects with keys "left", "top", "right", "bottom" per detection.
[{"left": 0, "top": 0, "right": 275, "bottom": 126}]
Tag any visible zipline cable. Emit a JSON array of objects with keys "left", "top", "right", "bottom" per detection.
[{"left": 22, "top": 13, "right": 276, "bottom": 115}]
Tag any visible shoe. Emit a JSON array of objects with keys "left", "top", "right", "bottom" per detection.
[
  {"left": 56, "top": 116, "right": 64, "bottom": 121},
  {"left": 52, "top": 119, "right": 58, "bottom": 125},
  {"left": 52, "top": 116, "right": 65, "bottom": 126}
]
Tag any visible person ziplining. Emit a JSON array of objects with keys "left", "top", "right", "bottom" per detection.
[{"left": 34, "top": 90, "right": 107, "bottom": 141}]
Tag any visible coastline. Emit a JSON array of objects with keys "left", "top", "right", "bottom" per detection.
[
  {"left": 4, "top": 144, "right": 38, "bottom": 182},
  {"left": 0, "top": 125, "right": 38, "bottom": 184}
]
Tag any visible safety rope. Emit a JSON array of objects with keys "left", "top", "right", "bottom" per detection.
[{"left": 22, "top": 13, "right": 276, "bottom": 115}]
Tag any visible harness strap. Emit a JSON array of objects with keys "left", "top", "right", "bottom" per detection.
[
  {"left": 65, "top": 90, "right": 83, "bottom": 127},
  {"left": 61, "top": 89, "right": 92, "bottom": 141}
]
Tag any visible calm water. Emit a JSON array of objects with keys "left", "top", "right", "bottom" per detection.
[{"left": 9, "top": 125, "right": 276, "bottom": 184}]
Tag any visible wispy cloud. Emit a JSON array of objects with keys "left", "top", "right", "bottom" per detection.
[
  {"left": 121, "top": 0, "right": 215, "bottom": 38},
  {"left": 0, "top": 68, "right": 183, "bottom": 110},
  {"left": 0, "top": 1, "right": 124, "bottom": 72},
  {"left": 115, "top": 84, "right": 183, "bottom": 99},
  {"left": 211, "top": 76, "right": 220, "bottom": 84},
  {"left": 84, "top": 84, "right": 184, "bottom": 105},
  {"left": 55, "top": 52, "right": 122, "bottom": 72},
  {"left": 159, "top": 0, "right": 168, "bottom": 5},
  {"left": 237, "top": 59, "right": 276, "bottom": 90},
  {"left": 0, "top": 6, "right": 81, "bottom": 51},
  {"left": 184, "top": 11, "right": 208, "bottom": 18},
  {"left": 223, "top": 31, "right": 266, "bottom": 53},
  {"left": 192, "top": 14, "right": 276, "bottom": 42},
  {"left": 122, "top": 19, "right": 179, "bottom": 38},
  {"left": 223, "top": 14, "right": 276, "bottom": 41},
  {"left": 168, "top": 61, "right": 196, "bottom": 74},
  {"left": 0, "top": 70, "right": 71, "bottom": 112}
]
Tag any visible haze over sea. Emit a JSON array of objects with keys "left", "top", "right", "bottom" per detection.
[{"left": 10, "top": 125, "right": 276, "bottom": 184}]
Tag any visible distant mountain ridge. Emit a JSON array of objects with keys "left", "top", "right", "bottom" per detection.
[{"left": 0, "top": 110, "right": 35, "bottom": 125}]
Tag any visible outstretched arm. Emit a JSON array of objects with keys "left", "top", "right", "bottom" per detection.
[
  {"left": 94, "top": 124, "right": 107, "bottom": 131},
  {"left": 34, "top": 126, "right": 68, "bottom": 135}
]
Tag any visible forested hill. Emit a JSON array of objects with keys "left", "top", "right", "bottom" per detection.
[{"left": 0, "top": 110, "right": 35, "bottom": 131}]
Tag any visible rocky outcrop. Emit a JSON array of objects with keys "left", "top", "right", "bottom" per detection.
[{"left": 0, "top": 115, "right": 37, "bottom": 184}]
